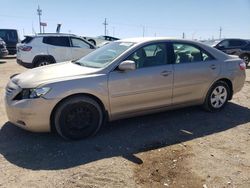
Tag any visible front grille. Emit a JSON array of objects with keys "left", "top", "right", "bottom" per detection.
[
  {"left": 5, "top": 86, "right": 15, "bottom": 96},
  {"left": 5, "top": 80, "right": 21, "bottom": 99}
]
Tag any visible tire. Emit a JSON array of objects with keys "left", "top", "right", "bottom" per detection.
[
  {"left": 241, "top": 54, "right": 250, "bottom": 66},
  {"left": 54, "top": 96, "right": 103, "bottom": 140},
  {"left": 203, "top": 81, "right": 230, "bottom": 112},
  {"left": 88, "top": 39, "right": 96, "bottom": 46},
  {"left": 35, "top": 57, "right": 52, "bottom": 67}
]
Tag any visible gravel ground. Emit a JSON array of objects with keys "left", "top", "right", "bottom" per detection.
[{"left": 0, "top": 57, "right": 249, "bottom": 188}]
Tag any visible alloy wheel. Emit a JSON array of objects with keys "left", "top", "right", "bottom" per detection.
[{"left": 210, "top": 86, "right": 228, "bottom": 108}]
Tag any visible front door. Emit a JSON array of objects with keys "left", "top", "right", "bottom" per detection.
[{"left": 108, "top": 43, "right": 173, "bottom": 117}]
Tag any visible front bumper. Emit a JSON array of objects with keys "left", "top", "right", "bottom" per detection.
[
  {"left": 4, "top": 82, "right": 58, "bottom": 132},
  {"left": 0, "top": 48, "right": 8, "bottom": 57}
]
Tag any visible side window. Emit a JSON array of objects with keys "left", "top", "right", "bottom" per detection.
[
  {"left": 71, "top": 38, "right": 91, "bottom": 48},
  {"left": 173, "top": 43, "right": 213, "bottom": 64},
  {"left": 43, "top": 37, "right": 70, "bottom": 47},
  {"left": 229, "top": 40, "right": 247, "bottom": 47},
  {"left": 126, "top": 43, "right": 167, "bottom": 68}
]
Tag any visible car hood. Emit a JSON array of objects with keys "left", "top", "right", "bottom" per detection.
[{"left": 12, "top": 61, "right": 100, "bottom": 88}]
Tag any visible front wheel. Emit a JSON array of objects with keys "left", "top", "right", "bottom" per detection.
[
  {"left": 203, "top": 81, "right": 230, "bottom": 112},
  {"left": 54, "top": 96, "right": 103, "bottom": 140}
]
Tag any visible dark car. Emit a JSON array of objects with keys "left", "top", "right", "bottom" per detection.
[
  {"left": 0, "top": 37, "right": 8, "bottom": 57},
  {"left": 214, "top": 38, "right": 250, "bottom": 66},
  {"left": 0, "top": 29, "right": 19, "bottom": 55}
]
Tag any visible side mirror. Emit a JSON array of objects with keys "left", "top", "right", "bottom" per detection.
[{"left": 118, "top": 60, "right": 136, "bottom": 71}]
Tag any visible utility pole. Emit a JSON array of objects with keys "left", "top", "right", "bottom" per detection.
[
  {"left": 103, "top": 18, "right": 108, "bottom": 36},
  {"left": 37, "top": 5, "right": 42, "bottom": 33},
  {"left": 219, "top": 26, "right": 222, "bottom": 39},
  {"left": 182, "top": 32, "right": 185, "bottom": 39},
  {"left": 112, "top": 27, "right": 115, "bottom": 37},
  {"left": 142, "top": 26, "right": 145, "bottom": 37}
]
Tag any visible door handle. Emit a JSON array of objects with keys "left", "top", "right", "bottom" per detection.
[
  {"left": 210, "top": 64, "right": 216, "bottom": 70},
  {"left": 161, "top": 70, "right": 172, "bottom": 77}
]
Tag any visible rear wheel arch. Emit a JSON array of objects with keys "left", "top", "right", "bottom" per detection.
[
  {"left": 216, "top": 78, "right": 233, "bottom": 100},
  {"left": 32, "top": 55, "right": 56, "bottom": 67},
  {"left": 203, "top": 80, "right": 231, "bottom": 111},
  {"left": 50, "top": 93, "right": 107, "bottom": 133}
]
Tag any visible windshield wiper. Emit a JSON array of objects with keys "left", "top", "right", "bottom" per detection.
[{"left": 72, "top": 60, "right": 82, "bottom": 66}]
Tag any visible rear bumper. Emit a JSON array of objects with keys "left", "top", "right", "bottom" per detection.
[
  {"left": 233, "top": 70, "right": 246, "bottom": 94},
  {"left": 17, "top": 59, "right": 34, "bottom": 68}
]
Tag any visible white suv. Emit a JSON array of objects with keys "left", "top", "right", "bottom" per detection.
[{"left": 16, "top": 33, "right": 96, "bottom": 68}]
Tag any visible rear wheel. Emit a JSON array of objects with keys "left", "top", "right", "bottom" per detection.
[
  {"left": 35, "top": 57, "right": 53, "bottom": 67},
  {"left": 54, "top": 96, "right": 103, "bottom": 140},
  {"left": 203, "top": 81, "right": 230, "bottom": 112},
  {"left": 241, "top": 54, "right": 249, "bottom": 66}
]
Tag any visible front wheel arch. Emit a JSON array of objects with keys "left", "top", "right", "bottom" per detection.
[{"left": 50, "top": 93, "right": 107, "bottom": 133}]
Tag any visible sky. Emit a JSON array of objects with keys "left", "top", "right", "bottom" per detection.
[{"left": 0, "top": 0, "right": 250, "bottom": 40}]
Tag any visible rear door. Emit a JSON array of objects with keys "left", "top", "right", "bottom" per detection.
[
  {"left": 171, "top": 42, "right": 220, "bottom": 105},
  {"left": 43, "top": 36, "right": 72, "bottom": 62},
  {"left": 70, "top": 37, "right": 94, "bottom": 60}
]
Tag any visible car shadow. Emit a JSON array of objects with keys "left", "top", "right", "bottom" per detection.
[{"left": 0, "top": 102, "right": 249, "bottom": 170}]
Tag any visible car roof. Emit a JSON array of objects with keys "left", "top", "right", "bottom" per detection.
[
  {"left": 219, "top": 38, "right": 250, "bottom": 42},
  {"left": 118, "top": 37, "right": 204, "bottom": 44},
  {"left": 25, "top": 33, "right": 79, "bottom": 38}
]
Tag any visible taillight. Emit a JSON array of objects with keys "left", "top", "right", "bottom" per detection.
[
  {"left": 239, "top": 60, "right": 246, "bottom": 70},
  {"left": 19, "top": 45, "right": 32, "bottom": 51}
]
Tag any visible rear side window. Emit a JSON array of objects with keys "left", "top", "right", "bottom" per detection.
[
  {"left": 21, "top": 36, "right": 34, "bottom": 44},
  {"left": 43, "top": 36, "right": 70, "bottom": 47},
  {"left": 173, "top": 43, "right": 214, "bottom": 64}
]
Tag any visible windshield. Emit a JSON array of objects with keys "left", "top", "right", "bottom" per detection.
[
  {"left": 0, "top": 29, "right": 18, "bottom": 42},
  {"left": 74, "top": 41, "right": 135, "bottom": 68}
]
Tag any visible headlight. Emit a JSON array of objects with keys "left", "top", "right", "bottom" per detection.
[
  {"left": 29, "top": 87, "right": 51, "bottom": 98},
  {"left": 16, "top": 87, "right": 51, "bottom": 100}
]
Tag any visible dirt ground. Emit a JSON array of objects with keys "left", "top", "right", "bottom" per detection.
[{"left": 0, "top": 57, "right": 249, "bottom": 188}]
